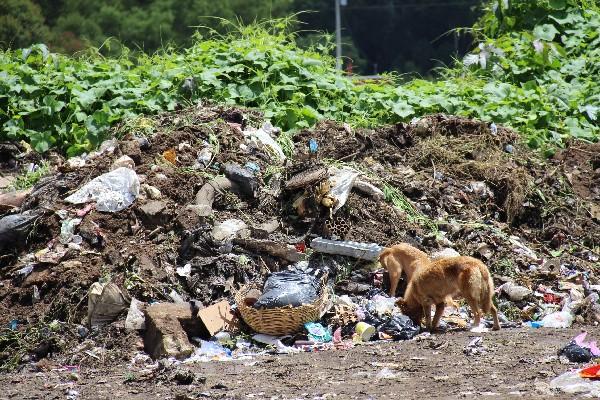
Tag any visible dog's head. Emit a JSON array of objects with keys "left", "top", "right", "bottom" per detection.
[{"left": 395, "top": 296, "right": 424, "bottom": 325}]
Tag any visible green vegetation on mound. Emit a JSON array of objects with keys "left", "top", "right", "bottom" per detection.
[{"left": 0, "top": 1, "right": 598, "bottom": 156}]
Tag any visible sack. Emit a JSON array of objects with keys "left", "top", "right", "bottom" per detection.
[{"left": 253, "top": 271, "right": 320, "bottom": 309}]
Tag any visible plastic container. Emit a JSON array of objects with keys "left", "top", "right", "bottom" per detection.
[{"left": 355, "top": 322, "right": 376, "bottom": 341}]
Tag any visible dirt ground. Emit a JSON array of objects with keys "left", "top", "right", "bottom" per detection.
[{"left": 0, "top": 327, "right": 592, "bottom": 400}]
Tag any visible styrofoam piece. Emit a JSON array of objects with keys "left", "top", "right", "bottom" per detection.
[{"left": 310, "top": 237, "right": 383, "bottom": 261}]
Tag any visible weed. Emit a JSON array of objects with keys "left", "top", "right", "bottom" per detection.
[
  {"left": 499, "top": 302, "right": 522, "bottom": 321},
  {"left": 9, "top": 162, "right": 50, "bottom": 190},
  {"left": 491, "top": 258, "right": 517, "bottom": 277},
  {"left": 382, "top": 183, "right": 438, "bottom": 233},
  {"left": 0, "top": 321, "right": 65, "bottom": 372},
  {"left": 334, "top": 261, "right": 353, "bottom": 284}
]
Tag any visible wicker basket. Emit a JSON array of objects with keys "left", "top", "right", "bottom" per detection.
[{"left": 235, "top": 281, "right": 330, "bottom": 336}]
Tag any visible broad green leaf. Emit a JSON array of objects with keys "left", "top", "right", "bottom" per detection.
[
  {"left": 533, "top": 24, "right": 559, "bottom": 41},
  {"left": 392, "top": 101, "right": 415, "bottom": 118},
  {"left": 548, "top": 0, "right": 566, "bottom": 10}
]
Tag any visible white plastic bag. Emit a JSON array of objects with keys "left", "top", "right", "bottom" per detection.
[
  {"left": 550, "top": 370, "right": 600, "bottom": 396},
  {"left": 541, "top": 311, "right": 574, "bottom": 328},
  {"left": 211, "top": 219, "right": 248, "bottom": 242},
  {"left": 59, "top": 218, "right": 82, "bottom": 244},
  {"left": 65, "top": 167, "right": 140, "bottom": 212},
  {"left": 252, "top": 334, "right": 298, "bottom": 354},
  {"left": 328, "top": 166, "right": 361, "bottom": 213},
  {"left": 125, "top": 298, "right": 146, "bottom": 330},
  {"left": 243, "top": 122, "right": 286, "bottom": 162}
]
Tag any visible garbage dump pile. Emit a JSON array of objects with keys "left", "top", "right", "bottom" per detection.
[{"left": 0, "top": 104, "right": 599, "bottom": 371}]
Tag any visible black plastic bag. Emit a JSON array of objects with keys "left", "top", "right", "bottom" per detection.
[
  {"left": 0, "top": 210, "right": 42, "bottom": 252},
  {"left": 253, "top": 271, "right": 320, "bottom": 309},
  {"left": 559, "top": 343, "right": 592, "bottom": 363},
  {"left": 377, "top": 314, "right": 420, "bottom": 340},
  {"left": 363, "top": 302, "right": 385, "bottom": 327}
]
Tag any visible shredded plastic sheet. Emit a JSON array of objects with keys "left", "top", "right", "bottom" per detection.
[
  {"left": 328, "top": 166, "right": 361, "bottom": 213},
  {"left": 65, "top": 167, "right": 140, "bottom": 212},
  {"left": 243, "top": 122, "right": 286, "bottom": 162}
]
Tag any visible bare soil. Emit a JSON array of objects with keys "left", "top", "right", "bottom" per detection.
[{"left": 0, "top": 327, "right": 589, "bottom": 399}]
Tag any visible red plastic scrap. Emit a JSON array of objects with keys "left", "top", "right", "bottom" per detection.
[
  {"left": 580, "top": 365, "right": 600, "bottom": 379},
  {"left": 543, "top": 293, "right": 562, "bottom": 304}
]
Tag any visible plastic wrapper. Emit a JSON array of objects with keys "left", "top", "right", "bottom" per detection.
[
  {"left": 253, "top": 271, "right": 320, "bottom": 309},
  {"left": 65, "top": 167, "right": 140, "bottom": 212}
]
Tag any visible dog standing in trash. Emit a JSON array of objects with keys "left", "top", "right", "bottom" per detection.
[
  {"left": 397, "top": 256, "right": 501, "bottom": 332},
  {"left": 378, "top": 243, "right": 430, "bottom": 297}
]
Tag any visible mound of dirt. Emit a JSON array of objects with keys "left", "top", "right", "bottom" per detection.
[{"left": 0, "top": 105, "right": 598, "bottom": 369}]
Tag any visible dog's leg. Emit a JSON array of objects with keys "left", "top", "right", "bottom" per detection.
[
  {"left": 388, "top": 269, "right": 400, "bottom": 297},
  {"left": 422, "top": 303, "right": 432, "bottom": 331},
  {"left": 466, "top": 297, "right": 481, "bottom": 328},
  {"left": 490, "top": 304, "right": 501, "bottom": 330},
  {"left": 431, "top": 302, "right": 445, "bottom": 332}
]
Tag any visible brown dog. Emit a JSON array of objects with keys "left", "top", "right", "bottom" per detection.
[
  {"left": 398, "top": 256, "right": 500, "bottom": 332},
  {"left": 379, "top": 243, "right": 430, "bottom": 297}
]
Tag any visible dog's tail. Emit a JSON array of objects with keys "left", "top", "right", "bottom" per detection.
[{"left": 378, "top": 247, "right": 391, "bottom": 268}]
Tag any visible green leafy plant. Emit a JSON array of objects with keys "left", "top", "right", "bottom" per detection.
[
  {"left": 9, "top": 161, "right": 50, "bottom": 190},
  {"left": 0, "top": 6, "right": 598, "bottom": 157},
  {"left": 383, "top": 183, "right": 437, "bottom": 233}
]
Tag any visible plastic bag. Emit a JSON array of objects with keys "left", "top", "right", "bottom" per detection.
[
  {"left": 0, "top": 210, "right": 43, "bottom": 250},
  {"left": 224, "top": 163, "right": 259, "bottom": 197},
  {"left": 211, "top": 219, "right": 247, "bottom": 242},
  {"left": 559, "top": 343, "right": 592, "bottom": 363},
  {"left": 242, "top": 122, "right": 286, "bottom": 162},
  {"left": 499, "top": 282, "right": 532, "bottom": 301},
  {"left": 59, "top": 218, "right": 82, "bottom": 244},
  {"left": 550, "top": 370, "right": 600, "bottom": 396},
  {"left": 377, "top": 314, "right": 420, "bottom": 340},
  {"left": 371, "top": 295, "right": 397, "bottom": 316},
  {"left": 541, "top": 311, "right": 574, "bottom": 328},
  {"left": 125, "top": 298, "right": 146, "bottom": 330},
  {"left": 305, "top": 322, "right": 332, "bottom": 343},
  {"left": 186, "top": 340, "right": 232, "bottom": 362},
  {"left": 65, "top": 167, "right": 140, "bottom": 212},
  {"left": 253, "top": 271, "right": 320, "bottom": 309},
  {"left": 328, "top": 167, "right": 361, "bottom": 213},
  {"left": 87, "top": 282, "right": 129, "bottom": 327},
  {"left": 574, "top": 332, "right": 600, "bottom": 356}
]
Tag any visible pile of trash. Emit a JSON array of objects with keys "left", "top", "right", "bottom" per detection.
[{"left": 0, "top": 104, "right": 599, "bottom": 370}]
